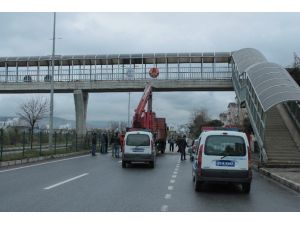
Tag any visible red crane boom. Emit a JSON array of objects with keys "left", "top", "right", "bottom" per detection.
[
  {"left": 132, "top": 83, "right": 153, "bottom": 129},
  {"left": 131, "top": 82, "right": 167, "bottom": 153}
]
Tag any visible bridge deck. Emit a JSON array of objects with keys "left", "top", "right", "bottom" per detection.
[{"left": 0, "top": 79, "right": 234, "bottom": 93}]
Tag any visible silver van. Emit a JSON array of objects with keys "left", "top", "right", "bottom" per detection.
[
  {"left": 192, "top": 130, "right": 252, "bottom": 193},
  {"left": 122, "top": 131, "right": 156, "bottom": 168}
]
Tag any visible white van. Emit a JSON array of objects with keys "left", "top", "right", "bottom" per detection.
[
  {"left": 192, "top": 130, "right": 252, "bottom": 193},
  {"left": 122, "top": 130, "right": 156, "bottom": 168}
]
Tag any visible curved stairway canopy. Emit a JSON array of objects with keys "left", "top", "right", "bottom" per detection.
[
  {"left": 232, "top": 48, "right": 300, "bottom": 166},
  {"left": 232, "top": 48, "right": 300, "bottom": 112}
]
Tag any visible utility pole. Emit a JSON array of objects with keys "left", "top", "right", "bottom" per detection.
[
  {"left": 49, "top": 12, "right": 56, "bottom": 151},
  {"left": 128, "top": 92, "right": 131, "bottom": 127}
]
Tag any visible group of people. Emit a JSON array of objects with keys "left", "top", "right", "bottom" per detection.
[
  {"left": 91, "top": 132, "right": 108, "bottom": 156},
  {"left": 110, "top": 131, "right": 125, "bottom": 158},
  {"left": 92, "top": 131, "right": 188, "bottom": 161},
  {"left": 91, "top": 131, "right": 125, "bottom": 158},
  {"left": 169, "top": 135, "right": 188, "bottom": 161}
]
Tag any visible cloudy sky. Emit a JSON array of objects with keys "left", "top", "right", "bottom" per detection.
[{"left": 0, "top": 13, "right": 299, "bottom": 127}]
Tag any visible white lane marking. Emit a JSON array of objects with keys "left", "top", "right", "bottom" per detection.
[
  {"left": 173, "top": 171, "right": 178, "bottom": 175},
  {"left": 174, "top": 168, "right": 179, "bottom": 171},
  {"left": 164, "top": 194, "right": 172, "bottom": 199},
  {"left": 0, "top": 155, "right": 89, "bottom": 173},
  {"left": 161, "top": 205, "right": 168, "bottom": 212},
  {"left": 168, "top": 185, "right": 174, "bottom": 190},
  {"left": 170, "top": 179, "right": 175, "bottom": 184},
  {"left": 172, "top": 174, "right": 177, "bottom": 178},
  {"left": 44, "top": 173, "right": 89, "bottom": 190}
]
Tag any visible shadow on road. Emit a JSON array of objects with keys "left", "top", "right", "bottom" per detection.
[
  {"left": 124, "top": 163, "right": 153, "bottom": 169},
  {"left": 196, "top": 182, "right": 247, "bottom": 195}
]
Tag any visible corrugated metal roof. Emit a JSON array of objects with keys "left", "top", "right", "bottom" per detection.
[
  {"left": 232, "top": 48, "right": 267, "bottom": 72},
  {"left": 0, "top": 52, "right": 232, "bottom": 67},
  {"left": 246, "top": 62, "right": 300, "bottom": 111},
  {"left": 232, "top": 48, "right": 300, "bottom": 112}
]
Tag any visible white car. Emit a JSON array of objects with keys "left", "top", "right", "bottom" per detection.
[
  {"left": 122, "top": 130, "right": 156, "bottom": 168},
  {"left": 192, "top": 130, "right": 252, "bottom": 193}
]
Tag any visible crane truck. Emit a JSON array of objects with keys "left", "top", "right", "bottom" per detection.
[{"left": 129, "top": 82, "right": 167, "bottom": 154}]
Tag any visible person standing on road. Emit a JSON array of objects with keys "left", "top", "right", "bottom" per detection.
[
  {"left": 169, "top": 136, "right": 175, "bottom": 152},
  {"left": 91, "top": 132, "right": 97, "bottom": 156},
  {"left": 100, "top": 132, "right": 108, "bottom": 154},
  {"left": 120, "top": 132, "right": 125, "bottom": 153},
  {"left": 177, "top": 135, "right": 187, "bottom": 160},
  {"left": 110, "top": 132, "right": 121, "bottom": 158},
  {"left": 103, "top": 132, "right": 108, "bottom": 153}
]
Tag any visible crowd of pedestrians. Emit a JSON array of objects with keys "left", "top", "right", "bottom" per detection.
[{"left": 90, "top": 131, "right": 125, "bottom": 158}]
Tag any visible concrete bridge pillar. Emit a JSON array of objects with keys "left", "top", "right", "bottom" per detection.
[{"left": 74, "top": 90, "right": 89, "bottom": 138}]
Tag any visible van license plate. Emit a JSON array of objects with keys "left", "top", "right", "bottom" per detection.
[
  {"left": 216, "top": 160, "right": 235, "bottom": 167},
  {"left": 132, "top": 147, "right": 145, "bottom": 152}
]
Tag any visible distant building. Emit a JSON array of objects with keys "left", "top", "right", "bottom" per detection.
[
  {"left": 227, "top": 103, "right": 238, "bottom": 125},
  {"left": 219, "top": 112, "right": 228, "bottom": 125},
  {"left": 219, "top": 102, "right": 248, "bottom": 126}
]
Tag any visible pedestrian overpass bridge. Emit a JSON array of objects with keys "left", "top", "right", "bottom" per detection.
[{"left": 0, "top": 48, "right": 300, "bottom": 166}]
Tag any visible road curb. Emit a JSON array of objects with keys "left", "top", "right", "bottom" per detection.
[
  {"left": 0, "top": 151, "right": 88, "bottom": 168},
  {"left": 259, "top": 168, "right": 300, "bottom": 193}
]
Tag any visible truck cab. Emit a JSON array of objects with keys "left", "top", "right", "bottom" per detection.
[{"left": 122, "top": 130, "right": 156, "bottom": 168}]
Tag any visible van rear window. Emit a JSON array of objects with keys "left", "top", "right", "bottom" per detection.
[
  {"left": 126, "top": 134, "right": 150, "bottom": 146},
  {"left": 204, "top": 135, "right": 246, "bottom": 156}
]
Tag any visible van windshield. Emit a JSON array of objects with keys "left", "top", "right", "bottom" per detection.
[
  {"left": 126, "top": 134, "right": 150, "bottom": 146},
  {"left": 204, "top": 135, "right": 246, "bottom": 156}
]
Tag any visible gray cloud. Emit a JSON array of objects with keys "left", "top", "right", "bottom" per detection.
[{"left": 0, "top": 13, "right": 299, "bottom": 126}]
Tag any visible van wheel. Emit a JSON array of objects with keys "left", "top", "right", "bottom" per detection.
[
  {"left": 194, "top": 179, "right": 204, "bottom": 192},
  {"left": 242, "top": 183, "right": 251, "bottom": 194},
  {"left": 149, "top": 161, "right": 155, "bottom": 168},
  {"left": 122, "top": 161, "right": 126, "bottom": 168}
]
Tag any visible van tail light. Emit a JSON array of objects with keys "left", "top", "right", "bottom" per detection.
[
  {"left": 197, "top": 144, "right": 204, "bottom": 176},
  {"left": 248, "top": 146, "right": 251, "bottom": 169}
]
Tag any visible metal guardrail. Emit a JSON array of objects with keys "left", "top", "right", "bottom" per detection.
[
  {"left": 0, "top": 129, "right": 114, "bottom": 161},
  {"left": 0, "top": 129, "right": 78, "bottom": 161}
]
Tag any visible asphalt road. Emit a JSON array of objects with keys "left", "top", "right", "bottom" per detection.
[{"left": 0, "top": 148, "right": 300, "bottom": 212}]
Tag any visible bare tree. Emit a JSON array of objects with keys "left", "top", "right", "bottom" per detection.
[
  {"left": 18, "top": 97, "right": 49, "bottom": 149},
  {"left": 188, "top": 108, "right": 210, "bottom": 138}
]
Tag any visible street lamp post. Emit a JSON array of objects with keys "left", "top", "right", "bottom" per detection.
[
  {"left": 49, "top": 12, "right": 56, "bottom": 151},
  {"left": 128, "top": 92, "right": 131, "bottom": 127},
  {"left": 126, "top": 66, "right": 134, "bottom": 128}
]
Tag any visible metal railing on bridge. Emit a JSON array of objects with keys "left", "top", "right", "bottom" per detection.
[
  {"left": 0, "top": 53, "right": 233, "bottom": 83},
  {"left": 0, "top": 66, "right": 232, "bottom": 83}
]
